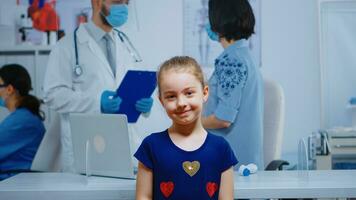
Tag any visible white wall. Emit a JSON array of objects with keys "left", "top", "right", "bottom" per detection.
[
  {"left": 56, "top": 0, "right": 91, "bottom": 35},
  {"left": 320, "top": 1, "right": 356, "bottom": 129},
  {"left": 130, "top": 0, "right": 183, "bottom": 71},
  {"left": 260, "top": 0, "right": 321, "bottom": 161}
]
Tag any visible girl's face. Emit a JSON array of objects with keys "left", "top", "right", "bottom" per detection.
[{"left": 159, "top": 70, "right": 208, "bottom": 126}]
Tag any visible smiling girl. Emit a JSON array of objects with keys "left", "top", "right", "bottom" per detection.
[{"left": 135, "top": 56, "right": 238, "bottom": 200}]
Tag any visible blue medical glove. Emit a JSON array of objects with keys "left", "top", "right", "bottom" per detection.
[
  {"left": 135, "top": 97, "right": 153, "bottom": 113},
  {"left": 205, "top": 23, "right": 219, "bottom": 42},
  {"left": 101, "top": 90, "right": 122, "bottom": 113}
]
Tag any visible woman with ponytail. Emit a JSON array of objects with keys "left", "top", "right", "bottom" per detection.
[{"left": 0, "top": 64, "right": 45, "bottom": 180}]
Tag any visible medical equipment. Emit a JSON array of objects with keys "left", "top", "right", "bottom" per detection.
[
  {"left": 238, "top": 163, "right": 258, "bottom": 176},
  {"left": 313, "top": 128, "right": 356, "bottom": 170},
  {"left": 304, "top": 130, "right": 331, "bottom": 170},
  {"left": 73, "top": 27, "right": 142, "bottom": 77},
  {"left": 29, "top": 0, "right": 59, "bottom": 32},
  {"left": 116, "top": 30, "right": 142, "bottom": 62}
]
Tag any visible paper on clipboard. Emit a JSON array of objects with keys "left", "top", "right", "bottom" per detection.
[{"left": 115, "top": 70, "right": 157, "bottom": 123}]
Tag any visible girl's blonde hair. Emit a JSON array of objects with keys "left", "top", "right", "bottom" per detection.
[{"left": 157, "top": 56, "right": 205, "bottom": 95}]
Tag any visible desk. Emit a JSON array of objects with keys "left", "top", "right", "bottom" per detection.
[{"left": 0, "top": 170, "right": 356, "bottom": 199}]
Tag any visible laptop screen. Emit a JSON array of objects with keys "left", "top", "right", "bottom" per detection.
[{"left": 69, "top": 113, "right": 135, "bottom": 179}]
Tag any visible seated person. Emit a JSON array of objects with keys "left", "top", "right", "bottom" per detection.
[{"left": 0, "top": 64, "right": 45, "bottom": 181}]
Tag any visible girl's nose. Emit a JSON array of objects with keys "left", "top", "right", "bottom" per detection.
[{"left": 177, "top": 96, "right": 187, "bottom": 108}]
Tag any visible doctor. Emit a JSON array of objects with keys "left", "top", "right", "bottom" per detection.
[{"left": 43, "top": 0, "right": 154, "bottom": 172}]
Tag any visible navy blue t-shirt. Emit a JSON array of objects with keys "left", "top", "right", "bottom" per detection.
[{"left": 134, "top": 130, "right": 238, "bottom": 200}]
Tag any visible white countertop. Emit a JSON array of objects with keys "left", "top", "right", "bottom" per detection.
[{"left": 0, "top": 170, "right": 355, "bottom": 199}]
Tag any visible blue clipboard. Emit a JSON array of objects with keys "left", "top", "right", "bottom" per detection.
[{"left": 115, "top": 70, "right": 157, "bottom": 123}]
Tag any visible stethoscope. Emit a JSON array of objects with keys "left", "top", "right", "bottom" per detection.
[{"left": 73, "top": 27, "right": 143, "bottom": 77}]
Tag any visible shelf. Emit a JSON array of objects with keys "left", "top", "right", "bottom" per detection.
[{"left": 0, "top": 45, "right": 52, "bottom": 52}]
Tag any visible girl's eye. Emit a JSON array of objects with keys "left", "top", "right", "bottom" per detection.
[
  {"left": 165, "top": 95, "right": 176, "bottom": 99},
  {"left": 186, "top": 91, "right": 195, "bottom": 96}
]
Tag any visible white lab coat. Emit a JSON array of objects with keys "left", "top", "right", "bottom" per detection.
[{"left": 43, "top": 23, "right": 170, "bottom": 172}]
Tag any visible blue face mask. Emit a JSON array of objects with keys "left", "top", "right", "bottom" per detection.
[
  {"left": 104, "top": 4, "right": 128, "bottom": 28},
  {"left": 0, "top": 97, "right": 5, "bottom": 107},
  {"left": 205, "top": 23, "right": 219, "bottom": 42}
]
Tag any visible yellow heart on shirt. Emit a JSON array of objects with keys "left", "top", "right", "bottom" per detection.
[{"left": 182, "top": 161, "right": 200, "bottom": 177}]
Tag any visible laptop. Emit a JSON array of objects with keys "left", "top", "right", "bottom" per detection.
[{"left": 69, "top": 113, "right": 135, "bottom": 179}]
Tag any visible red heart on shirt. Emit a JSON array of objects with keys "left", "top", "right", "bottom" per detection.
[
  {"left": 160, "top": 181, "right": 174, "bottom": 198},
  {"left": 206, "top": 182, "right": 218, "bottom": 198}
]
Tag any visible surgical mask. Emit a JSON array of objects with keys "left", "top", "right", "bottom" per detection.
[
  {"left": 0, "top": 97, "right": 5, "bottom": 107},
  {"left": 205, "top": 23, "right": 219, "bottom": 42},
  {"left": 104, "top": 4, "right": 128, "bottom": 28}
]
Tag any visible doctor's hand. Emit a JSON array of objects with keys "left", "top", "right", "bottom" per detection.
[
  {"left": 101, "top": 90, "right": 122, "bottom": 113},
  {"left": 135, "top": 97, "right": 153, "bottom": 113}
]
